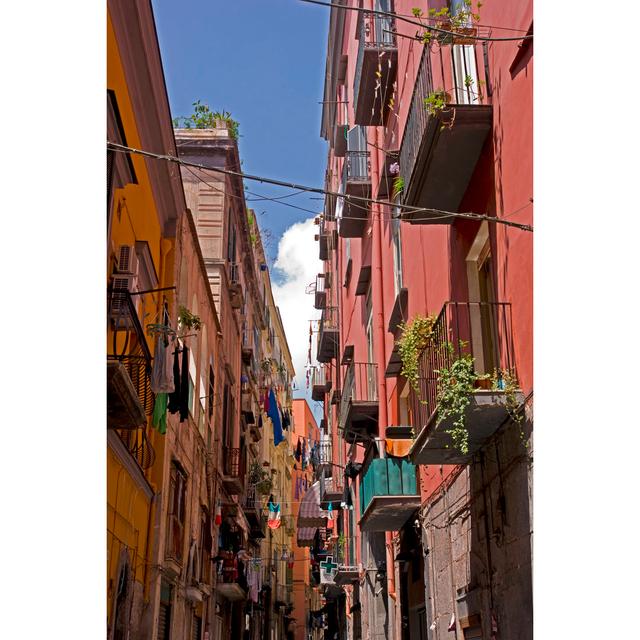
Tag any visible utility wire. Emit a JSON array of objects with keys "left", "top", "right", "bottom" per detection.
[
  {"left": 107, "top": 142, "right": 533, "bottom": 232},
  {"left": 296, "top": 0, "right": 534, "bottom": 42}
]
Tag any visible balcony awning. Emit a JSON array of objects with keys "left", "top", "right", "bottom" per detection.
[
  {"left": 297, "top": 481, "right": 327, "bottom": 528},
  {"left": 296, "top": 526, "right": 317, "bottom": 548}
]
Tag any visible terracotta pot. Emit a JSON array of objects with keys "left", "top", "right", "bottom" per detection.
[{"left": 474, "top": 378, "right": 492, "bottom": 390}]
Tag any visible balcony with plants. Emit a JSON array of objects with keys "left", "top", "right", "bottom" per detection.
[
  {"left": 338, "top": 362, "right": 379, "bottom": 444},
  {"left": 400, "top": 302, "right": 524, "bottom": 465},
  {"left": 398, "top": 3, "right": 492, "bottom": 222},
  {"left": 353, "top": 9, "right": 398, "bottom": 126}
]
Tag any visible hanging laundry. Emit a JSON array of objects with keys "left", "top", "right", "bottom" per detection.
[
  {"left": 282, "top": 410, "right": 291, "bottom": 430},
  {"left": 295, "top": 439, "right": 302, "bottom": 462},
  {"left": 263, "top": 388, "right": 270, "bottom": 413},
  {"left": 267, "top": 499, "right": 281, "bottom": 529},
  {"left": 151, "top": 335, "right": 175, "bottom": 394},
  {"left": 152, "top": 392, "right": 168, "bottom": 434},
  {"left": 179, "top": 346, "right": 189, "bottom": 422},
  {"left": 301, "top": 439, "right": 307, "bottom": 470},
  {"left": 214, "top": 501, "right": 222, "bottom": 527},
  {"left": 326, "top": 502, "right": 334, "bottom": 530},
  {"left": 167, "top": 347, "right": 181, "bottom": 414},
  {"left": 258, "top": 414, "right": 263, "bottom": 430},
  {"left": 341, "top": 477, "right": 354, "bottom": 510},
  {"left": 267, "top": 388, "right": 284, "bottom": 446}
]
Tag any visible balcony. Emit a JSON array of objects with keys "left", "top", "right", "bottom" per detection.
[
  {"left": 353, "top": 11, "right": 398, "bottom": 126},
  {"left": 316, "top": 219, "right": 336, "bottom": 261},
  {"left": 222, "top": 448, "right": 245, "bottom": 495},
  {"left": 217, "top": 550, "right": 248, "bottom": 601},
  {"left": 339, "top": 362, "right": 378, "bottom": 444},
  {"left": 311, "top": 366, "right": 331, "bottom": 402},
  {"left": 359, "top": 456, "right": 420, "bottom": 531},
  {"left": 339, "top": 150, "right": 371, "bottom": 238},
  {"left": 320, "top": 471, "right": 343, "bottom": 509},
  {"left": 316, "top": 440, "right": 333, "bottom": 473},
  {"left": 314, "top": 274, "right": 327, "bottom": 310},
  {"left": 399, "top": 41, "right": 492, "bottom": 222},
  {"left": 228, "top": 262, "right": 243, "bottom": 309},
  {"left": 244, "top": 486, "right": 267, "bottom": 539},
  {"left": 317, "top": 306, "right": 339, "bottom": 364},
  {"left": 408, "top": 302, "right": 523, "bottom": 464},
  {"left": 107, "top": 288, "right": 154, "bottom": 430}
]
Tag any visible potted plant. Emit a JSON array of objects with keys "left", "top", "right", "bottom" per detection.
[
  {"left": 256, "top": 477, "right": 273, "bottom": 496},
  {"left": 424, "top": 90, "right": 453, "bottom": 118},
  {"left": 434, "top": 343, "right": 479, "bottom": 455},
  {"left": 397, "top": 314, "right": 436, "bottom": 396}
]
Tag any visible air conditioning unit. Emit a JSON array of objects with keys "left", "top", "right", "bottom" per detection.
[
  {"left": 116, "top": 245, "right": 138, "bottom": 276},
  {"left": 110, "top": 245, "right": 138, "bottom": 322}
]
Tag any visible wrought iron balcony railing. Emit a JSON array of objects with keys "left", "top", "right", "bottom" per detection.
[
  {"left": 339, "top": 362, "right": 378, "bottom": 441},
  {"left": 317, "top": 306, "right": 339, "bottom": 363},
  {"left": 398, "top": 37, "right": 492, "bottom": 219},
  {"left": 107, "top": 287, "right": 156, "bottom": 468},
  {"left": 408, "top": 301, "right": 521, "bottom": 463},
  {"left": 353, "top": 9, "right": 398, "bottom": 125}
]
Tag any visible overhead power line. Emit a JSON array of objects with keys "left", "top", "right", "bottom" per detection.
[
  {"left": 107, "top": 142, "right": 533, "bottom": 232},
  {"left": 297, "top": 0, "right": 534, "bottom": 43}
]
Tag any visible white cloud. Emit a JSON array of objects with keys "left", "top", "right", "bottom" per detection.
[{"left": 271, "top": 216, "right": 321, "bottom": 409}]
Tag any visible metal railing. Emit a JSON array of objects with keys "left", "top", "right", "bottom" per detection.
[
  {"left": 343, "top": 150, "right": 370, "bottom": 186},
  {"left": 399, "top": 37, "right": 489, "bottom": 202},
  {"left": 312, "top": 366, "right": 327, "bottom": 390},
  {"left": 353, "top": 10, "right": 397, "bottom": 114},
  {"left": 318, "top": 441, "right": 333, "bottom": 466},
  {"left": 319, "top": 305, "right": 339, "bottom": 335},
  {"left": 108, "top": 288, "right": 156, "bottom": 469},
  {"left": 223, "top": 447, "right": 244, "bottom": 478},
  {"left": 339, "top": 362, "right": 378, "bottom": 429},
  {"left": 315, "top": 274, "right": 326, "bottom": 296},
  {"left": 409, "top": 301, "right": 516, "bottom": 435}
]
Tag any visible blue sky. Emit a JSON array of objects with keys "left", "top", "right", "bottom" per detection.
[
  {"left": 152, "top": 0, "right": 327, "bottom": 414},
  {"left": 152, "top": 0, "right": 329, "bottom": 274}
]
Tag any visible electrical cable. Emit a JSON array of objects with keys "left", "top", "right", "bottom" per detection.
[
  {"left": 107, "top": 142, "right": 533, "bottom": 232},
  {"left": 296, "top": 0, "right": 534, "bottom": 42}
]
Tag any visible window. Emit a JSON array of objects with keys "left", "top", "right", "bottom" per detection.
[
  {"left": 391, "top": 208, "right": 403, "bottom": 296},
  {"left": 200, "top": 508, "right": 212, "bottom": 584},
  {"left": 157, "top": 580, "right": 173, "bottom": 640},
  {"left": 208, "top": 365, "right": 215, "bottom": 420},
  {"left": 166, "top": 463, "right": 187, "bottom": 562}
]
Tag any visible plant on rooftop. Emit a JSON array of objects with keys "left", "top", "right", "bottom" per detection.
[{"left": 173, "top": 100, "right": 240, "bottom": 140}]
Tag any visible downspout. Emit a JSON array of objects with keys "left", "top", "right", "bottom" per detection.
[{"left": 370, "top": 123, "right": 397, "bottom": 627}]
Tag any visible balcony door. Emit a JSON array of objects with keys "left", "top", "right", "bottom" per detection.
[
  {"left": 365, "top": 290, "right": 376, "bottom": 400},
  {"left": 466, "top": 222, "right": 497, "bottom": 374},
  {"left": 374, "top": 0, "right": 395, "bottom": 46},
  {"left": 450, "top": 0, "right": 480, "bottom": 104}
]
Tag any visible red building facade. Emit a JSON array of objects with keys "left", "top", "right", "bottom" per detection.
[{"left": 310, "top": 1, "right": 533, "bottom": 638}]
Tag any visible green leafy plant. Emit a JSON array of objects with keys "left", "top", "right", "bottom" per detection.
[
  {"left": 492, "top": 368, "right": 528, "bottom": 448},
  {"left": 435, "top": 343, "right": 479, "bottom": 455},
  {"left": 178, "top": 305, "right": 202, "bottom": 331},
  {"left": 397, "top": 315, "right": 436, "bottom": 394},
  {"left": 415, "top": 0, "right": 481, "bottom": 44},
  {"left": 173, "top": 100, "right": 240, "bottom": 140},
  {"left": 424, "top": 90, "right": 451, "bottom": 117},
  {"left": 249, "top": 461, "right": 264, "bottom": 485},
  {"left": 255, "top": 477, "right": 273, "bottom": 496},
  {"left": 392, "top": 176, "right": 405, "bottom": 199}
]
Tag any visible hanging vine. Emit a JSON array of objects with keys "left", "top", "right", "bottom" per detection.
[{"left": 397, "top": 315, "right": 436, "bottom": 394}]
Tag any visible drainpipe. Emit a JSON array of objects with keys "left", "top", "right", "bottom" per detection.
[{"left": 370, "top": 123, "right": 398, "bottom": 633}]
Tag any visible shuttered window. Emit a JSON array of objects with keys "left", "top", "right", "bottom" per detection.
[{"left": 157, "top": 581, "right": 172, "bottom": 640}]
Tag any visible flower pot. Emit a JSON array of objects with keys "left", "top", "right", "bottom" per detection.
[
  {"left": 453, "top": 26, "right": 477, "bottom": 45},
  {"left": 474, "top": 378, "right": 492, "bottom": 390}
]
